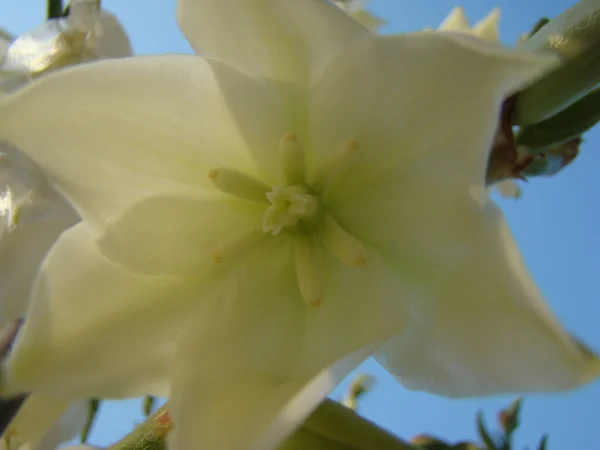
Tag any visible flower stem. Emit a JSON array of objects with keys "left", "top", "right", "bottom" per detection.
[
  {"left": 108, "top": 405, "right": 171, "bottom": 450},
  {"left": 107, "top": 399, "right": 418, "bottom": 450},
  {"left": 47, "top": 0, "right": 63, "bottom": 19}
]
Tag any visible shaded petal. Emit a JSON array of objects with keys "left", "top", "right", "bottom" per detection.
[
  {"left": 94, "top": 10, "right": 134, "bottom": 58},
  {"left": 177, "top": 0, "right": 369, "bottom": 84},
  {"left": 0, "top": 210, "right": 77, "bottom": 325},
  {"left": 376, "top": 203, "right": 600, "bottom": 397},
  {"left": 96, "top": 196, "right": 263, "bottom": 276},
  {"left": 494, "top": 179, "right": 522, "bottom": 198},
  {"left": 437, "top": 7, "right": 470, "bottom": 32},
  {"left": 0, "top": 394, "right": 73, "bottom": 450},
  {"left": 310, "top": 33, "right": 556, "bottom": 190},
  {"left": 310, "top": 33, "right": 556, "bottom": 264},
  {"left": 35, "top": 399, "right": 88, "bottom": 450},
  {"left": 0, "top": 55, "right": 283, "bottom": 228},
  {"left": 4, "top": 223, "right": 197, "bottom": 398},
  {"left": 257, "top": 344, "right": 380, "bottom": 448},
  {"left": 169, "top": 238, "right": 407, "bottom": 450}
]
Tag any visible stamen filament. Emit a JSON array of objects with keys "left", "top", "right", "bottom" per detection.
[
  {"left": 320, "top": 213, "right": 367, "bottom": 268},
  {"left": 209, "top": 168, "right": 271, "bottom": 204},
  {"left": 312, "top": 139, "right": 358, "bottom": 195},
  {"left": 294, "top": 235, "right": 325, "bottom": 308},
  {"left": 279, "top": 133, "right": 307, "bottom": 185}
]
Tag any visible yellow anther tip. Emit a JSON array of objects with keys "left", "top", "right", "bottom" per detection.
[
  {"left": 211, "top": 252, "right": 223, "bottom": 264},
  {"left": 208, "top": 169, "right": 219, "bottom": 180},
  {"left": 283, "top": 133, "right": 298, "bottom": 143},
  {"left": 347, "top": 140, "right": 359, "bottom": 151},
  {"left": 310, "top": 298, "right": 322, "bottom": 308},
  {"left": 354, "top": 255, "right": 367, "bottom": 267}
]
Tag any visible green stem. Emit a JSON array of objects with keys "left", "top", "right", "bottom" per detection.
[
  {"left": 108, "top": 400, "right": 418, "bottom": 450},
  {"left": 515, "top": 0, "right": 600, "bottom": 125},
  {"left": 80, "top": 399, "right": 100, "bottom": 444},
  {"left": 109, "top": 406, "right": 171, "bottom": 450},
  {"left": 516, "top": 87, "right": 600, "bottom": 149},
  {"left": 47, "top": 0, "right": 63, "bottom": 19}
]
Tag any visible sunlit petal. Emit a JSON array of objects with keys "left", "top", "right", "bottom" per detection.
[
  {"left": 4, "top": 224, "right": 196, "bottom": 398},
  {"left": 0, "top": 55, "right": 283, "bottom": 228},
  {"left": 377, "top": 203, "right": 600, "bottom": 396}
]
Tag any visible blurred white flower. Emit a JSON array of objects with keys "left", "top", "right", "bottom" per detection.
[
  {"left": 0, "top": 147, "right": 77, "bottom": 326},
  {"left": 0, "top": 0, "right": 132, "bottom": 93},
  {"left": 435, "top": 6, "right": 500, "bottom": 41},
  {"left": 0, "top": 1, "right": 596, "bottom": 450},
  {"left": 433, "top": 7, "right": 522, "bottom": 198},
  {"left": 0, "top": 30, "right": 13, "bottom": 59}
]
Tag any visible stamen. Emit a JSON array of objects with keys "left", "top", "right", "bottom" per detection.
[
  {"left": 208, "top": 168, "right": 270, "bottom": 204},
  {"left": 312, "top": 139, "right": 358, "bottom": 195},
  {"left": 294, "top": 235, "right": 325, "bottom": 308},
  {"left": 320, "top": 213, "right": 367, "bottom": 267},
  {"left": 211, "top": 230, "right": 266, "bottom": 265},
  {"left": 279, "top": 133, "right": 307, "bottom": 185}
]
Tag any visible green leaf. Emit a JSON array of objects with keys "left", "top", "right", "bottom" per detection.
[
  {"left": 477, "top": 412, "right": 499, "bottom": 450},
  {"left": 300, "top": 399, "right": 415, "bottom": 449},
  {"left": 528, "top": 17, "right": 551, "bottom": 37},
  {"left": 80, "top": 398, "right": 100, "bottom": 444},
  {"left": 143, "top": 396, "right": 156, "bottom": 417},
  {"left": 515, "top": 0, "right": 600, "bottom": 125},
  {"left": 516, "top": 88, "right": 600, "bottom": 149},
  {"left": 537, "top": 434, "right": 549, "bottom": 450},
  {"left": 497, "top": 398, "right": 522, "bottom": 437},
  {"left": 47, "top": 0, "right": 63, "bottom": 19}
]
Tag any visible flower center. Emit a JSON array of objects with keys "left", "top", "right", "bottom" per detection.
[
  {"left": 262, "top": 185, "right": 318, "bottom": 236},
  {"left": 208, "top": 133, "right": 367, "bottom": 308}
]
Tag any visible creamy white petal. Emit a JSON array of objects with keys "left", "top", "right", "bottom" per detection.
[
  {"left": 96, "top": 196, "right": 264, "bottom": 276},
  {"left": 3, "top": 224, "right": 197, "bottom": 398},
  {"left": 0, "top": 55, "right": 284, "bottom": 228},
  {"left": 257, "top": 344, "right": 380, "bottom": 449},
  {"left": 94, "top": 10, "right": 134, "bottom": 58},
  {"left": 494, "top": 179, "right": 522, "bottom": 198},
  {"left": 309, "top": 34, "right": 555, "bottom": 265},
  {"left": 0, "top": 211, "right": 77, "bottom": 325},
  {"left": 310, "top": 33, "right": 556, "bottom": 191},
  {"left": 169, "top": 239, "right": 406, "bottom": 450},
  {"left": 376, "top": 202, "right": 600, "bottom": 397},
  {"left": 0, "top": 394, "right": 82, "bottom": 450},
  {"left": 437, "top": 7, "right": 470, "bottom": 32},
  {"left": 34, "top": 399, "right": 88, "bottom": 450},
  {"left": 177, "top": 0, "right": 369, "bottom": 85}
]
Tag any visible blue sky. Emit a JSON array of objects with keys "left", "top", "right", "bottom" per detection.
[{"left": 1, "top": 0, "right": 599, "bottom": 448}]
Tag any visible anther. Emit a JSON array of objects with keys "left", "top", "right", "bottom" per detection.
[
  {"left": 279, "top": 133, "right": 307, "bottom": 185},
  {"left": 208, "top": 168, "right": 271, "bottom": 204},
  {"left": 320, "top": 213, "right": 367, "bottom": 267}
]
